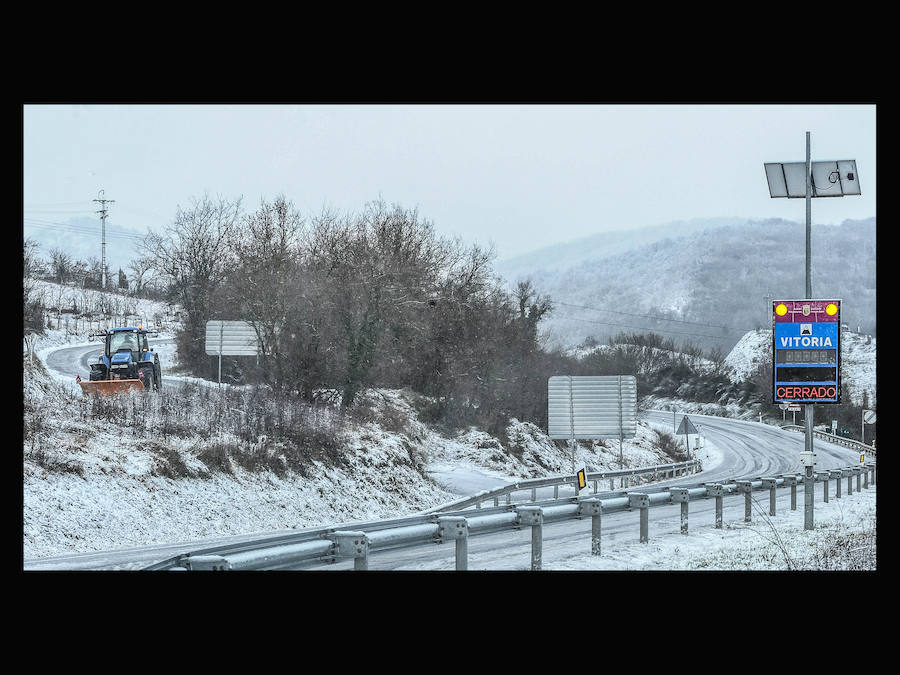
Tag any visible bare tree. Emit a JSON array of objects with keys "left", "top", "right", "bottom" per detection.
[
  {"left": 47, "top": 247, "right": 74, "bottom": 284},
  {"left": 23, "top": 238, "right": 46, "bottom": 333},
  {"left": 141, "top": 193, "right": 242, "bottom": 371},
  {"left": 127, "top": 256, "right": 154, "bottom": 297},
  {"left": 225, "top": 195, "right": 304, "bottom": 392}
]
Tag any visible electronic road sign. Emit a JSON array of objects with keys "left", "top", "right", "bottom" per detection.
[{"left": 772, "top": 299, "right": 841, "bottom": 404}]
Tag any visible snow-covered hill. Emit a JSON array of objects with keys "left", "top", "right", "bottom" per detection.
[{"left": 498, "top": 217, "right": 876, "bottom": 352}]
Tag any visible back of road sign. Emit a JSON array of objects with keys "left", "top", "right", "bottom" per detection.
[
  {"left": 676, "top": 415, "right": 698, "bottom": 436},
  {"left": 548, "top": 375, "right": 637, "bottom": 440}
]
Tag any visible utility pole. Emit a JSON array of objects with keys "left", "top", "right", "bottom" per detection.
[{"left": 93, "top": 190, "right": 115, "bottom": 290}]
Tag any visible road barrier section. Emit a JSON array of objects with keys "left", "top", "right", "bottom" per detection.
[{"left": 145, "top": 460, "right": 875, "bottom": 571}]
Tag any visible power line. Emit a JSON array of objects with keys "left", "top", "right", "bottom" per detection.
[
  {"left": 23, "top": 219, "right": 146, "bottom": 243},
  {"left": 23, "top": 208, "right": 96, "bottom": 214},
  {"left": 23, "top": 201, "right": 93, "bottom": 207}
]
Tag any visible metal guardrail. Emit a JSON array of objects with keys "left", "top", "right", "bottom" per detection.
[
  {"left": 144, "top": 461, "right": 875, "bottom": 571},
  {"left": 424, "top": 460, "right": 701, "bottom": 513},
  {"left": 781, "top": 425, "right": 876, "bottom": 455}
]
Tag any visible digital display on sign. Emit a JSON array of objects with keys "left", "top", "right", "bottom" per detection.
[{"left": 772, "top": 299, "right": 841, "bottom": 404}]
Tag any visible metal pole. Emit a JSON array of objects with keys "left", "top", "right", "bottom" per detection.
[
  {"left": 218, "top": 323, "right": 223, "bottom": 387},
  {"left": 803, "top": 130, "right": 815, "bottom": 531},
  {"left": 618, "top": 376, "right": 624, "bottom": 484},
  {"left": 568, "top": 376, "right": 575, "bottom": 475}
]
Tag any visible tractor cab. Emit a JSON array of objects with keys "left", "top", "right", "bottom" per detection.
[{"left": 79, "top": 326, "right": 162, "bottom": 395}]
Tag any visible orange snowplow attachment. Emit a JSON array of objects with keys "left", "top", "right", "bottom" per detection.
[{"left": 78, "top": 379, "right": 146, "bottom": 396}]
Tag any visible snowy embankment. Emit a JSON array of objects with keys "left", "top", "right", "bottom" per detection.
[{"left": 24, "top": 329, "right": 686, "bottom": 561}]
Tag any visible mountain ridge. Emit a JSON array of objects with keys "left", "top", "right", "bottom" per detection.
[{"left": 496, "top": 216, "right": 876, "bottom": 352}]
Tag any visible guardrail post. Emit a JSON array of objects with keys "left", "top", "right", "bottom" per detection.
[
  {"left": 831, "top": 470, "right": 842, "bottom": 498},
  {"left": 531, "top": 487, "right": 537, "bottom": 502},
  {"left": 610, "top": 478, "right": 615, "bottom": 491},
  {"left": 871, "top": 462, "right": 876, "bottom": 485},
  {"left": 331, "top": 531, "right": 369, "bottom": 571},
  {"left": 593, "top": 479, "right": 598, "bottom": 494},
  {"left": 670, "top": 488, "right": 690, "bottom": 534},
  {"left": 816, "top": 472, "right": 831, "bottom": 503},
  {"left": 579, "top": 498, "right": 603, "bottom": 556},
  {"left": 781, "top": 475, "right": 798, "bottom": 510},
  {"left": 554, "top": 485, "right": 558, "bottom": 499},
  {"left": 437, "top": 516, "right": 469, "bottom": 571},
  {"left": 854, "top": 467, "right": 862, "bottom": 492},
  {"left": 494, "top": 495, "right": 499, "bottom": 506},
  {"left": 628, "top": 493, "right": 651, "bottom": 543},
  {"left": 862, "top": 464, "right": 869, "bottom": 490},
  {"left": 516, "top": 506, "right": 543, "bottom": 570},
  {"left": 761, "top": 478, "right": 778, "bottom": 516},
  {"left": 706, "top": 484, "right": 725, "bottom": 528},
  {"left": 845, "top": 468, "right": 853, "bottom": 496},
  {"left": 736, "top": 481, "right": 753, "bottom": 522}
]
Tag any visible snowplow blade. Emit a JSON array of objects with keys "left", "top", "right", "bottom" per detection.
[{"left": 79, "top": 379, "right": 145, "bottom": 396}]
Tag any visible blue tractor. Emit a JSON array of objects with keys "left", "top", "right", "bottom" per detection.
[{"left": 79, "top": 326, "right": 162, "bottom": 395}]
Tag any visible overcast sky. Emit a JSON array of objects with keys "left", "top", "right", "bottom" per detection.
[{"left": 23, "top": 104, "right": 876, "bottom": 261}]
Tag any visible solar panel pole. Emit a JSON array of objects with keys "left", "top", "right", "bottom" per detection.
[{"left": 803, "top": 131, "right": 815, "bottom": 531}]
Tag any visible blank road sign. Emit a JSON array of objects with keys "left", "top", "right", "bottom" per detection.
[
  {"left": 548, "top": 375, "right": 637, "bottom": 440},
  {"left": 205, "top": 320, "right": 259, "bottom": 356}
]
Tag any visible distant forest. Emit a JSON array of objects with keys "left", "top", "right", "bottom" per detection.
[{"left": 507, "top": 217, "right": 876, "bottom": 353}]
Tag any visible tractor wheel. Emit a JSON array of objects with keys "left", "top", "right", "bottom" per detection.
[{"left": 140, "top": 365, "right": 155, "bottom": 391}]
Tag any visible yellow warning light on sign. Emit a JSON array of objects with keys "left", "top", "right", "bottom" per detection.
[
  {"left": 775, "top": 303, "right": 788, "bottom": 316},
  {"left": 576, "top": 469, "right": 587, "bottom": 490},
  {"left": 860, "top": 454, "right": 865, "bottom": 463},
  {"left": 825, "top": 303, "right": 838, "bottom": 316}
]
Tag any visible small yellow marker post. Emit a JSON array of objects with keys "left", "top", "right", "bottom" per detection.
[{"left": 576, "top": 469, "right": 587, "bottom": 492}]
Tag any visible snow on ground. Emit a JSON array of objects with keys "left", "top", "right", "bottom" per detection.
[
  {"left": 724, "top": 329, "right": 769, "bottom": 383},
  {"left": 641, "top": 395, "right": 757, "bottom": 421},
  {"left": 456, "top": 487, "right": 876, "bottom": 571},
  {"left": 23, "top": 333, "right": 691, "bottom": 561},
  {"left": 548, "top": 487, "right": 876, "bottom": 571},
  {"left": 23, "top": 286, "right": 873, "bottom": 565}
]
